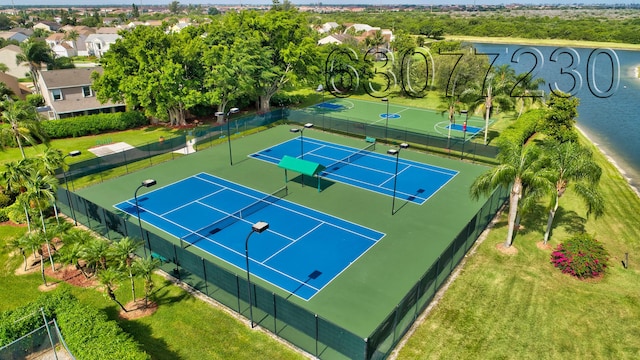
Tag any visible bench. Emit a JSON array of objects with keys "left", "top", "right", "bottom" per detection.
[
  {"left": 151, "top": 252, "right": 168, "bottom": 263},
  {"left": 365, "top": 136, "right": 376, "bottom": 143}
]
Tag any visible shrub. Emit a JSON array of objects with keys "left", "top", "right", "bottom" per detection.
[
  {"left": 41, "top": 111, "right": 148, "bottom": 139},
  {"left": 496, "top": 109, "right": 544, "bottom": 148},
  {"left": 0, "top": 289, "right": 149, "bottom": 359},
  {"left": 550, "top": 233, "right": 609, "bottom": 279},
  {"left": 0, "top": 208, "right": 8, "bottom": 222},
  {"left": 0, "top": 191, "right": 11, "bottom": 208},
  {"left": 26, "top": 94, "right": 45, "bottom": 107}
]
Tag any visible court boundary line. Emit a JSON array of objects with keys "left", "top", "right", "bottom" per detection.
[
  {"left": 114, "top": 172, "right": 385, "bottom": 301},
  {"left": 249, "top": 138, "right": 459, "bottom": 204}
]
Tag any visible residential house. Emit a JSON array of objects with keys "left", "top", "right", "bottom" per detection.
[
  {"left": 37, "top": 67, "right": 126, "bottom": 120},
  {"left": 10, "top": 28, "right": 34, "bottom": 37},
  {"left": 317, "top": 33, "right": 354, "bottom": 46},
  {"left": 33, "top": 21, "right": 61, "bottom": 32},
  {"left": 170, "top": 21, "right": 191, "bottom": 33},
  {"left": 0, "top": 72, "right": 29, "bottom": 99},
  {"left": 317, "top": 22, "right": 340, "bottom": 34},
  {"left": 0, "top": 31, "right": 29, "bottom": 43},
  {"left": 85, "top": 33, "right": 121, "bottom": 58},
  {"left": 46, "top": 33, "right": 77, "bottom": 58},
  {"left": 0, "top": 45, "right": 31, "bottom": 79}
]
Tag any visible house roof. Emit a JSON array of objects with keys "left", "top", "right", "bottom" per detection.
[
  {"left": 85, "top": 33, "right": 121, "bottom": 43},
  {"left": 95, "top": 27, "right": 119, "bottom": 34},
  {"left": 40, "top": 67, "right": 102, "bottom": 89},
  {"left": 0, "top": 44, "right": 22, "bottom": 54}
]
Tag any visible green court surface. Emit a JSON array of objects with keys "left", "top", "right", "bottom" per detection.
[
  {"left": 76, "top": 125, "right": 492, "bottom": 339},
  {"left": 308, "top": 97, "right": 491, "bottom": 141}
]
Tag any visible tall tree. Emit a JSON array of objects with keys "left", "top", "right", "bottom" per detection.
[
  {"left": 93, "top": 26, "right": 204, "bottom": 126},
  {"left": 24, "top": 170, "right": 58, "bottom": 271},
  {"left": 470, "top": 140, "right": 552, "bottom": 248},
  {"left": 80, "top": 238, "right": 111, "bottom": 274},
  {"left": 0, "top": 99, "right": 48, "bottom": 159},
  {"left": 109, "top": 237, "right": 141, "bottom": 303},
  {"left": 97, "top": 267, "right": 128, "bottom": 312},
  {"left": 539, "top": 92, "right": 579, "bottom": 143},
  {"left": 540, "top": 140, "right": 604, "bottom": 244},
  {"left": 461, "top": 64, "right": 516, "bottom": 145},
  {"left": 169, "top": 1, "right": 181, "bottom": 14},
  {"left": 132, "top": 256, "right": 160, "bottom": 308},
  {"left": 251, "top": 8, "right": 320, "bottom": 111},
  {"left": 202, "top": 31, "right": 270, "bottom": 113},
  {"left": 16, "top": 39, "right": 54, "bottom": 93}
]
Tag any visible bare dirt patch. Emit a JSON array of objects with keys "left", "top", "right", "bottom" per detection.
[
  {"left": 496, "top": 242, "right": 518, "bottom": 255},
  {"left": 0, "top": 220, "right": 27, "bottom": 227},
  {"left": 536, "top": 241, "right": 553, "bottom": 251},
  {"left": 119, "top": 299, "right": 158, "bottom": 320}
]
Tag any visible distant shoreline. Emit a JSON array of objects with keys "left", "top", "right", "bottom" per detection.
[
  {"left": 576, "top": 126, "right": 640, "bottom": 199},
  {"left": 446, "top": 35, "right": 640, "bottom": 51}
]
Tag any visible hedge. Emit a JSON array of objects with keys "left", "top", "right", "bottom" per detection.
[
  {"left": 0, "top": 289, "right": 149, "bottom": 359},
  {"left": 496, "top": 109, "right": 545, "bottom": 148},
  {"left": 41, "top": 111, "right": 148, "bottom": 139}
]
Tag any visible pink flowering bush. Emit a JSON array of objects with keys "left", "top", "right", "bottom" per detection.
[{"left": 550, "top": 233, "right": 609, "bottom": 279}]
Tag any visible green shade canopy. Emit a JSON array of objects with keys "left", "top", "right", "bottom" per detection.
[{"left": 278, "top": 155, "right": 326, "bottom": 192}]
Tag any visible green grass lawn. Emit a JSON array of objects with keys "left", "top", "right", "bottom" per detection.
[
  {"left": 0, "top": 126, "right": 182, "bottom": 165},
  {"left": 395, "top": 132, "right": 640, "bottom": 359}
]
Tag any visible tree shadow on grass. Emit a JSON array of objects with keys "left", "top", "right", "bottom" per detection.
[
  {"left": 117, "top": 317, "right": 183, "bottom": 360},
  {"left": 101, "top": 301, "right": 183, "bottom": 360},
  {"left": 553, "top": 207, "right": 587, "bottom": 235}
]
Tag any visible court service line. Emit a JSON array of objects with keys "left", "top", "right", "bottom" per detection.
[
  {"left": 262, "top": 222, "right": 324, "bottom": 264},
  {"left": 198, "top": 173, "right": 384, "bottom": 244}
]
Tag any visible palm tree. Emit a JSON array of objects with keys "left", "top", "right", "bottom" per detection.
[
  {"left": 132, "top": 256, "right": 160, "bottom": 308},
  {"left": 541, "top": 140, "right": 605, "bottom": 244},
  {"left": 97, "top": 267, "right": 128, "bottom": 312},
  {"left": 16, "top": 39, "right": 54, "bottom": 94},
  {"left": 513, "top": 73, "right": 545, "bottom": 119},
  {"left": 470, "top": 140, "right": 553, "bottom": 248},
  {"left": 24, "top": 171, "right": 58, "bottom": 271},
  {"left": 0, "top": 158, "right": 33, "bottom": 194},
  {"left": 462, "top": 64, "right": 516, "bottom": 145},
  {"left": 0, "top": 98, "right": 48, "bottom": 159},
  {"left": 60, "top": 230, "right": 94, "bottom": 278},
  {"left": 7, "top": 236, "right": 28, "bottom": 271},
  {"left": 80, "top": 238, "right": 110, "bottom": 275},
  {"left": 109, "top": 237, "right": 142, "bottom": 303},
  {"left": 37, "top": 147, "right": 65, "bottom": 176},
  {"left": 63, "top": 30, "right": 79, "bottom": 50}
]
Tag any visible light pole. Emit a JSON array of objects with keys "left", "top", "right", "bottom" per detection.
[
  {"left": 245, "top": 221, "right": 269, "bottom": 328},
  {"left": 382, "top": 97, "right": 389, "bottom": 140},
  {"left": 387, "top": 143, "right": 408, "bottom": 215},
  {"left": 216, "top": 108, "right": 240, "bottom": 166},
  {"left": 61, "top": 150, "right": 81, "bottom": 225},
  {"left": 134, "top": 179, "right": 156, "bottom": 256},
  {"left": 460, "top": 110, "right": 468, "bottom": 159},
  {"left": 289, "top": 123, "right": 314, "bottom": 159},
  {"left": 316, "top": 84, "right": 325, "bottom": 130}
]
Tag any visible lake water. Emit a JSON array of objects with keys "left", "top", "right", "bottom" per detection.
[{"left": 473, "top": 43, "right": 640, "bottom": 193}]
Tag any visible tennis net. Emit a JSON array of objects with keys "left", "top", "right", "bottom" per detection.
[
  {"left": 181, "top": 186, "right": 288, "bottom": 248},
  {"left": 322, "top": 142, "right": 376, "bottom": 174}
]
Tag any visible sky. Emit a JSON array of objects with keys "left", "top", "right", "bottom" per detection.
[{"left": 0, "top": 1, "right": 627, "bottom": 7}]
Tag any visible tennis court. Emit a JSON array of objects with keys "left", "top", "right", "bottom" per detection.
[
  {"left": 308, "top": 98, "right": 489, "bottom": 140},
  {"left": 250, "top": 137, "right": 458, "bottom": 205},
  {"left": 114, "top": 172, "right": 384, "bottom": 301}
]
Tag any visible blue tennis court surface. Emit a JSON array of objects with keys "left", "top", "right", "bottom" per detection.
[
  {"left": 114, "top": 173, "right": 384, "bottom": 300},
  {"left": 447, "top": 123, "right": 483, "bottom": 134},
  {"left": 316, "top": 102, "right": 343, "bottom": 110},
  {"left": 250, "top": 138, "right": 458, "bottom": 205}
]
